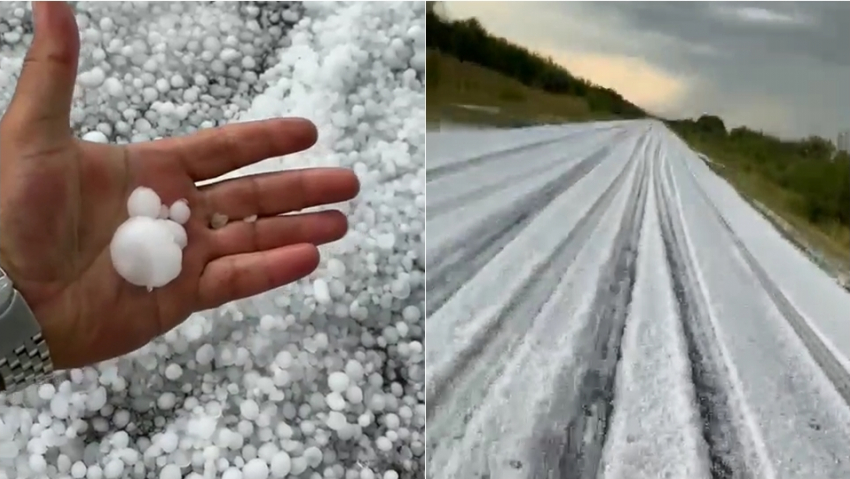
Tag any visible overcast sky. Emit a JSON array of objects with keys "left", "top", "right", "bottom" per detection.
[{"left": 443, "top": 1, "right": 850, "bottom": 141}]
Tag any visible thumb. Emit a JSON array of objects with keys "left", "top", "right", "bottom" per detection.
[{"left": 6, "top": 1, "right": 80, "bottom": 143}]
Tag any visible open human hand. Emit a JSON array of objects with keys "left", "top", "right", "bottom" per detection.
[{"left": 0, "top": 1, "right": 360, "bottom": 369}]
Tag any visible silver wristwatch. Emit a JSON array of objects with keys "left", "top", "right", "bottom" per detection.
[{"left": 0, "top": 264, "right": 53, "bottom": 393}]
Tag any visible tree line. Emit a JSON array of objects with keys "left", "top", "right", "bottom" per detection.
[
  {"left": 668, "top": 116, "right": 849, "bottom": 228},
  {"left": 426, "top": 4, "right": 646, "bottom": 118}
]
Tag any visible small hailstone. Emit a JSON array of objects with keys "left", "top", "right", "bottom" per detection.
[
  {"left": 87, "top": 464, "right": 104, "bottom": 479},
  {"left": 71, "top": 461, "right": 87, "bottom": 478},
  {"left": 375, "top": 436, "right": 392, "bottom": 452},
  {"left": 275, "top": 351, "right": 293, "bottom": 369},
  {"left": 376, "top": 233, "right": 395, "bottom": 250},
  {"left": 396, "top": 322, "right": 409, "bottom": 338},
  {"left": 164, "top": 363, "right": 183, "bottom": 380},
  {"left": 328, "top": 372, "right": 350, "bottom": 393},
  {"left": 401, "top": 305, "right": 422, "bottom": 323},
  {"left": 81, "top": 66, "right": 106, "bottom": 87},
  {"left": 29, "top": 454, "right": 47, "bottom": 474},
  {"left": 82, "top": 130, "right": 109, "bottom": 143},
  {"left": 101, "top": 462, "right": 123, "bottom": 479},
  {"left": 384, "top": 413, "right": 400, "bottom": 430},
  {"left": 326, "top": 411, "right": 347, "bottom": 431},
  {"left": 345, "top": 386, "right": 363, "bottom": 404},
  {"left": 244, "top": 215, "right": 258, "bottom": 223},
  {"left": 303, "top": 447, "right": 322, "bottom": 468},
  {"left": 196, "top": 344, "right": 215, "bottom": 365},
  {"left": 160, "top": 431, "right": 179, "bottom": 453},
  {"left": 169, "top": 199, "right": 191, "bottom": 224},
  {"left": 313, "top": 279, "right": 331, "bottom": 305},
  {"left": 50, "top": 395, "right": 70, "bottom": 418},
  {"left": 326, "top": 392, "right": 346, "bottom": 411},
  {"left": 301, "top": 420, "right": 316, "bottom": 436},
  {"left": 87, "top": 386, "right": 108, "bottom": 411},
  {"left": 369, "top": 395, "right": 386, "bottom": 411},
  {"left": 37, "top": 383, "right": 55, "bottom": 400},
  {"left": 241, "top": 400, "right": 260, "bottom": 421},
  {"left": 327, "top": 258, "right": 346, "bottom": 277},
  {"left": 358, "top": 414, "right": 372, "bottom": 427},
  {"left": 222, "top": 468, "right": 243, "bottom": 479},
  {"left": 160, "top": 464, "right": 182, "bottom": 479},
  {"left": 157, "top": 392, "right": 176, "bottom": 410},
  {"left": 344, "top": 360, "right": 364, "bottom": 382},
  {"left": 290, "top": 457, "right": 308, "bottom": 476},
  {"left": 211, "top": 212, "right": 229, "bottom": 229},
  {"left": 270, "top": 451, "right": 291, "bottom": 477},
  {"left": 104, "top": 77, "right": 124, "bottom": 97},
  {"left": 243, "top": 458, "right": 270, "bottom": 479},
  {"left": 383, "top": 472, "right": 399, "bottom": 479},
  {"left": 127, "top": 187, "right": 162, "bottom": 218}
]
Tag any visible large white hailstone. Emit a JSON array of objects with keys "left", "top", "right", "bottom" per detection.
[
  {"left": 0, "top": 1, "right": 424, "bottom": 478},
  {"left": 127, "top": 186, "right": 162, "bottom": 219},
  {"left": 110, "top": 216, "right": 183, "bottom": 288}
]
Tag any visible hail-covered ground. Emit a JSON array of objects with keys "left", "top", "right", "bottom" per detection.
[
  {"left": 426, "top": 121, "right": 850, "bottom": 479},
  {"left": 0, "top": 2, "right": 425, "bottom": 479}
]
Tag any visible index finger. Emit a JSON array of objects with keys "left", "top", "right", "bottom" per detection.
[{"left": 154, "top": 118, "right": 318, "bottom": 182}]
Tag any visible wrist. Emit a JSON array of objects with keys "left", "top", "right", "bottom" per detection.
[{"left": 0, "top": 252, "right": 54, "bottom": 393}]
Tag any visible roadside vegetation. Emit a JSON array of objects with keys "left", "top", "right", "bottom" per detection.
[
  {"left": 669, "top": 117, "right": 849, "bottom": 267},
  {"left": 426, "top": 51, "right": 610, "bottom": 128}
]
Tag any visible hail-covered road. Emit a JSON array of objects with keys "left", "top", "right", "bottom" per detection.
[{"left": 425, "top": 121, "right": 850, "bottom": 479}]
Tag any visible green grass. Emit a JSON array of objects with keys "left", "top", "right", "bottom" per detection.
[
  {"left": 688, "top": 137, "right": 849, "bottom": 271},
  {"left": 426, "top": 50, "right": 615, "bottom": 128}
]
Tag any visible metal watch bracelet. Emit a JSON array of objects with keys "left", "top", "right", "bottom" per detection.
[{"left": 0, "top": 264, "right": 54, "bottom": 393}]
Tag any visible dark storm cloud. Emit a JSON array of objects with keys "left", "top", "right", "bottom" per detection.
[
  {"left": 580, "top": 2, "right": 849, "bottom": 67},
  {"left": 444, "top": 1, "right": 850, "bottom": 140}
]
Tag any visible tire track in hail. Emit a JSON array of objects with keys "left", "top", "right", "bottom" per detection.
[
  {"left": 428, "top": 131, "right": 630, "bottom": 220},
  {"left": 527, "top": 134, "right": 650, "bottom": 479},
  {"left": 426, "top": 132, "right": 650, "bottom": 471},
  {"left": 426, "top": 127, "right": 607, "bottom": 182},
  {"left": 654, "top": 147, "right": 752, "bottom": 479},
  {"left": 426, "top": 135, "right": 630, "bottom": 316}
]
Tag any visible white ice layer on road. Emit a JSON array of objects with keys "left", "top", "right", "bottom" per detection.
[
  {"left": 669, "top": 132, "right": 850, "bottom": 371},
  {"left": 426, "top": 128, "right": 642, "bottom": 390},
  {"left": 426, "top": 120, "right": 850, "bottom": 479}
]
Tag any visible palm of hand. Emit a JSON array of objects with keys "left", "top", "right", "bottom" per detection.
[{"left": 0, "top": 2, "right": 359, "bottom": 369}]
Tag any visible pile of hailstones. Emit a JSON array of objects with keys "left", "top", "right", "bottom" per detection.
[{"left": 0, "top": 2, "right": 425, "bottom": 479}]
